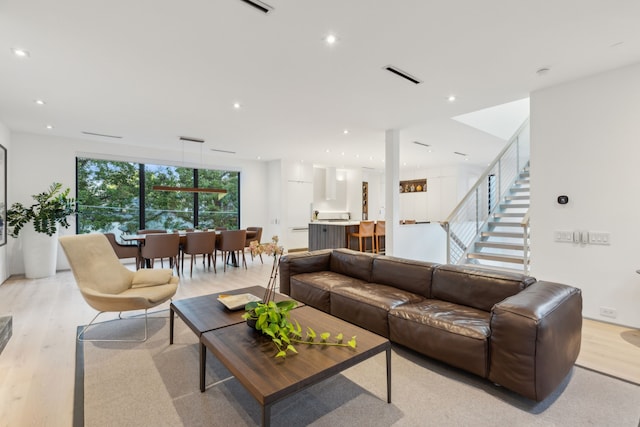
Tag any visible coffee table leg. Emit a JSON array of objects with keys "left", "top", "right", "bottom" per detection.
[
  {"left": 262, "top": 404, "right": 271, "bottom": 427},
  {"left": 169, "top": 308, "right": 174, "bottom": 345},
  {"left": 200, "top": 342, "right": 206, "bottom": 392},
  {"left": 386, "top": 347, "right": 391, "bottom": 403}
]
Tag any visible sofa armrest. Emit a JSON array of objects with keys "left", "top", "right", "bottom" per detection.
[
  {"left": 279, "top": 250, "right": 332, "bottom": 295},
  {"left": 488, "top": 281, "right": 582, "bottom": 401}
]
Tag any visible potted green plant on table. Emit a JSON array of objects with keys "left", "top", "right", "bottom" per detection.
[
  {"left": 243, "top": 236, "right": 356, "bottom": 358},
  {"left": 7, "top": 182, "right": 76, "bottom": 279}
]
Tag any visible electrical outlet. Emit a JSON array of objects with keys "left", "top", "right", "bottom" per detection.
[{"left": 599, "top": 306, "right": 617, "bottom": 318}]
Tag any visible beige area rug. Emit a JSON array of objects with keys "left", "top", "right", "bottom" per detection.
[{"left": 75, "top": 313, "right": 640, "bottom": 427}]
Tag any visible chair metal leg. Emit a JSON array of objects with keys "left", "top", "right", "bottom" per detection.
[{"left": 77, "top": 309, "right": 150, "bottom": 342}]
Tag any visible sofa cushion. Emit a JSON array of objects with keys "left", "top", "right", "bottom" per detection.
[
  {"left": 330, "top": 283, "right": 423, "bottom": 337},
  {"left": 279, "top": 250, "right": 332, "bottom": 295},
  {"left": 289, "top": 271, "right": 367, "bottom": 313},
  {"left": 389, "top": 299, "right": 491, "bottom": 377},
  {"left": 329, "top": 248, "right": 376, "bottom": 283},
  {"left": 431, "top": 264, "right": 536, "bottom": 312},
  {"left": 371, "top": 256, "right": 437, "bottom": 298}
]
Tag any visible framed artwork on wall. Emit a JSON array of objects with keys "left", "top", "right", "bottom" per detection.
[{"left": 0, "top": 144, "right": 5, "bottom": 246}]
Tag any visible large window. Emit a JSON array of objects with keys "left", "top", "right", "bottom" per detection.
[{"left": 77, "top": 158, "right": 239, "bottom": 236}]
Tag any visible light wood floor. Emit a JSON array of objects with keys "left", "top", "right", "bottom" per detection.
[{"left": 0, "top": 257, "right": 638, "bottom": 427}]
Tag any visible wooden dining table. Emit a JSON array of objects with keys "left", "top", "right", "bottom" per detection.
[{"left": 121, "top": 229, "right": 257, "bottom": 269}]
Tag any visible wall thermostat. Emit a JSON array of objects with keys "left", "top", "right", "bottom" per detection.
[{"left": 557, "top": 195, "right": 569, "bottom": 205}]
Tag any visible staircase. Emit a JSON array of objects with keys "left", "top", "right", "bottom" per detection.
[
  {"left": 466, "top": 165, "right": 530, "bottom": 270},
  {"left": 442, "top": 118, "right": 531, "bottom": 274}
]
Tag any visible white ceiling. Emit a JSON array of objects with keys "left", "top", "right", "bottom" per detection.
[{"left": 1, "top": 1, "right": 639, "bottom": 170}]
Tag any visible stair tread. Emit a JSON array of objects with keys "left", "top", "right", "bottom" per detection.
[
  {"left": 500, "top": 203, "right": 530, "bottom": 208},
  {"left": 467, "top": 252, "right": 526, "bottom": 264},
  {"left": 475, "top": 241, "right": 525, "bottom": 250},
  {"left": 494, "top": 212, "right": 526, "bottom": 218},
  {"left": 488, "top": 221, "right": 524, "bottom": 228},
  {"left": 481, "top": 231, "right": 525, "bottom": 238}
]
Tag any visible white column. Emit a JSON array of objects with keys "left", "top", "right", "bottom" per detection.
[{"left": 384, "top": 129, "right": 400, "bottom": 255}]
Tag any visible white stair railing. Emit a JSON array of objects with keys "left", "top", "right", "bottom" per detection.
[{"left": 441, "top": 119, "right": 530, "bottom": 267}]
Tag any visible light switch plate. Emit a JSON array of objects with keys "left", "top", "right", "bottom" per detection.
[{"left": 589, "top": 232, "right": 611, "bottom": 245}]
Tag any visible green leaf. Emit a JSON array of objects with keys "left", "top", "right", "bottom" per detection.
[
  {"left": 257, "top": 313, "right": 267, "bottom": 328},
  {"left": 336, "top": 333, "right": 343, "bottom": 342},
  {"left": 275, "top": 350, "right": 287, "bottom": 358},
  {"left": 244, "top": 301, "right": 259, "bottom": 311},
  {"left": 348, "top": 336, "right": 357, "bottom": 349},
  {"left": 320, "top": 332, "right": 330, "bottom": 341},
  {"left": 276, "top": 300, "right": 297, "bottom": 311},
  {"left": 306, "top": 327, "right": 316, "bottom": 341},
  {"left": 286, "top": 344, "right": 298, "bottom": 354},
  {"left": 263, "top": 329, "right": 276, "bottom": 339}
]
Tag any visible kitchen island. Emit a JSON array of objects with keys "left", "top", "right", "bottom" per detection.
[{"left": 308, "top": 221, "right": 360, "bottom": 251}]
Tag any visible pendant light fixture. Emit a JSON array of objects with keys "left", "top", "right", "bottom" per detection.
[{"left": 152, "top": 137, "right": 228, "bottom": 198}]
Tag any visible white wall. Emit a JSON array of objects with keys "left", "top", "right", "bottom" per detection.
[
  {"left": 398, "top": 165, "right": 484, "bottom": 222},
  {"left": 530, "top": 62, "right": 640, "bottom": 328},
  {"left": 0, "top": 121, "right": 10, "bottom": 283},
  {"left": 8, "top": 132, "right": 269, "bottom": 276},
  {"left": 312, "top": 167, "right": 348, "bottom": 213}
]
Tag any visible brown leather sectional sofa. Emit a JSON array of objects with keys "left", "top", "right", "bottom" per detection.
[{"left": 279, "top": 248, "right": 583, "bottom": 401}]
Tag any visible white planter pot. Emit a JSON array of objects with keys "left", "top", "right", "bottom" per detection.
[{"left": 22, "top": 223, "right": 59, "bottom": 279}]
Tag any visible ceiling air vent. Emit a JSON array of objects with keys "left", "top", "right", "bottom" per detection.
[
  {"left": 413, "top": 141, "right": 431, "bottom": 148},
  {"left": 81, "top": 131, "right": 123, "bottom": 139},
  {"left": 454, "top": 151, "right": 468, "bottom": 157},
  {"left": 239, "top": 0, "right": 273, "bottom": 14},
  {"left": 179, "top": 136, "right": 205, "bottom": 143},
  {"left": 384, "top": 65, "right": 422, "bottom": 85},
  {"left": 210, "top": 148, "right": 236, "bottom": 154}
]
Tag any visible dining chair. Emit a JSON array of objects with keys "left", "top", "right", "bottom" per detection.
[
  {"left": 217, "top": 229, "right": 247, "bottom": 272},
  {"left": 181, "top": 231, "right": 217, "bottom": 277},
  {"left": 104, "top": 232, "right": 141, "bottom": 269},
  {"left": 374, "top": 221, "right": 385, "bottom": 254},
  {"left": 212, "top": 226, "right": 228, "bottom": 263},
  {"left": 59, "top": 233, "right": 178, "bottom": 342},
  {"left": 348, "top": 220, "right": 376, "bottom": 253},
  {"left": 245, "top": 226, "right": 264, "bottom": 263},
  {"left": 140, "top": 233, "right": 181, "bottom": 276}
]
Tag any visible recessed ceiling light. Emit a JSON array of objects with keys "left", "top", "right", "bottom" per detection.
[
  {"left": 11, "top": 48, "right": 30, "bottom": 58},
  {"left": 46, "top": 124, "right": 54, "bottom": 130},
  {"left": 256, "top": 156, "right": 261, "bottom": 160},
  {"left": 343, "top": 129, "right": 349, "bottom": 135},
  {"left": 341, "top": 152, "right": 345, "bottom": 156},
  {"left": 34, "top": 99, "right": 46, "bottom": 105},
  {"left": 325, "top": 149, "right": 330, "bottom": 153},
  {"left": 233, "top": 102, "right": 241, "bottom": 109},
  {"left": 448, "top": 95, "right": 456, "bottom": 102},
  {"left": 325, "top": 34, "right": 337, "bottom": 45}
]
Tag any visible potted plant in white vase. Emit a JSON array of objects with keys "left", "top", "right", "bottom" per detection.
[{"left": 7, "top": 182, "right": 76, "bottom": 279}]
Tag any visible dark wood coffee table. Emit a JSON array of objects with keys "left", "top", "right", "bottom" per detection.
[
  {"left": 200, "top": 305, "right": 391, "bottom": 427},
  {"left": 169, "top": 286, "right": 296, "bottom": 389}
]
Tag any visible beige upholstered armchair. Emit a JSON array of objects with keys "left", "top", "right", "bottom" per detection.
[{"left": 59, "top": 233, "right": 179, "bottom": 342}]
